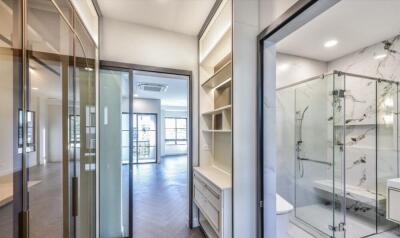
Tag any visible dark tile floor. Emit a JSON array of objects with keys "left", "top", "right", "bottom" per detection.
[{"left": 127, "top": 155, "right": 205, "bottom": 238}]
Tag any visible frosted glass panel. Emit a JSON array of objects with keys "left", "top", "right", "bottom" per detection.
[{"left": 99, "top": 69, "right": 130, "bottom": 237}]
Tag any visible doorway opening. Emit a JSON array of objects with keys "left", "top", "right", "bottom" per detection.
[
  {"left": 99, "top": 63, "right": 198, "bottom": 238},
  {"left": 258, "top": 1, "right": 400, "bottom": 238}
]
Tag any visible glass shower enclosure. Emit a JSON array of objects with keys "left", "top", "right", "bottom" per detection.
[{"left": 276, "top": 71, "right": 399, "bottom": 237}]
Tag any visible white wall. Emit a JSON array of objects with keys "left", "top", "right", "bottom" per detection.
[
  {"left": 276, "top": 53, "right": 327, "bottom": 88},
  {"left": 257, "top": 2, "right": 299, "bottom": 237},
  {"left": 259, "top": 0, "right": 298, "bottom": 32},
  {"left": 232, "top": 0, "right": 260, "bottom": 237},
  {"left": 47, "top": 101, "right": 62, "bottom": 162},
  {"left": 101, "top": 18, "right": 197, "bottom": 71},
  {"left": 0, "top": 53, "right": 14, "bottom": 177}
]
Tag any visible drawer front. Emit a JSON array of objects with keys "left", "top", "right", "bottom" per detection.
[
  {"left": 194, "top": 187, "right": 220, "bottom": 232},
  {"left": 194, "top": 187, "right": 207, "bottom": 213},
  {"left": 388, "top": 188, "right": 400, "bottom": 223},
  {"left": 194, "top": 173, "right": 221, "bottom": 210}
]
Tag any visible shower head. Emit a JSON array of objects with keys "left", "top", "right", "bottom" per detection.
[{"left": 301, "top": 106, "right": 309, "bottom": 120}]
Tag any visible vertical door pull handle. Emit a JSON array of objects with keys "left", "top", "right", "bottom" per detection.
[{"left": 72, "top": 177, "right": 78, "bottom": 217}]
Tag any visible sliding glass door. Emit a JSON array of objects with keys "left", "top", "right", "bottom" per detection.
[
  {"left": 0, "top": 0, "right": 98, "bottom": 237},
  {"left": 0, "top": 0, "right": 23, "bottom": 237},
  {"left": 99, "top": 68, "right": 160, "bottom": 237},
  {"left": 99, "top": 69, "right": 131, "bottom": 237}
]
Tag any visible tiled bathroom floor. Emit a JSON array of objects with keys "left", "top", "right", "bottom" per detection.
[
  {"left": 287, "top": 204, "right": 400, "bottom": 238},
  {"left": 288, "top": 222, "right": 400, "bottom": 238}
]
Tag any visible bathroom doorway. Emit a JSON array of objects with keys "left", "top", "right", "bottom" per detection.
[{"left": 258, "top": 0, "right": 400, "bottom": 237}]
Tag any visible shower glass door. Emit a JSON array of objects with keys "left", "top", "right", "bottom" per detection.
[
  {"left": 294, "top": 74, "right": 346, "bottom": 237},
  {"left": 133, "top": 113, "right": 157, "bottom": 164}
]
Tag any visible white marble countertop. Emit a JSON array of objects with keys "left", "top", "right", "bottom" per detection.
[
  {"left": 194, "top": 166, "right": 232, "bottom": 190},
  {"left": 387, "top": 178, "right": 400, "bottom": 189}
]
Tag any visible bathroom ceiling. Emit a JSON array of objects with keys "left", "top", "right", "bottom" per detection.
[
  {"left": 97, "top": 0, "right": 216, "bottom": 36},
  {"left": 277, "top": 0, "right": 400, "bottom": 62},
  {"left": 133, "top": 70, "right": 188, "bottom": 108}
]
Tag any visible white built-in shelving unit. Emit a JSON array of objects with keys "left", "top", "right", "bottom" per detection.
[{"left": 195, "top": 0, "right": 233, "bottom": 237}]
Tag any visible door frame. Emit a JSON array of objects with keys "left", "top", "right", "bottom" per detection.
[
  {"left": 100, "top": 60, "right": 194, "bottom": 237},
  {"left": 256, "top": 1, "right": 341, "bottom": 237}
]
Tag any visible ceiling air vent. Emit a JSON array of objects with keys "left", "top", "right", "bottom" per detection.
[{"left": 137, "top": 82, "right": 168, "bottom": 92}]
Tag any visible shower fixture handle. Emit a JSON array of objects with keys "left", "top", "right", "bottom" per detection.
[
  {"left": 329, "top": 222, "right": 346, "bottom": 232},
  {"left": 297, "top": 157, "right": 333, "bottom": 166}
]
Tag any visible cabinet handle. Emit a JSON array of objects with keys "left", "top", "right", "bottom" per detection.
[{"left": 204, "top": 183, "right": 220, "bottom": 199}]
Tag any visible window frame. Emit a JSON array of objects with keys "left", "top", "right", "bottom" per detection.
[
  {"left": 164, "top": 117, "right": 187, "bottom": 145},
  {"left": 18, "top": 110, "right": 36, "bottom": 153}
]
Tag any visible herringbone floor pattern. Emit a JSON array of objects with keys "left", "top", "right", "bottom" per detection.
[{"left": 127, "top": 155, "right": 205, "bottom": 238}]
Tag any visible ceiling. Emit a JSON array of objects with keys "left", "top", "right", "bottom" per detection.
[
  {"left": 277, "top": 0, "right": 400, "bottom": 62},
  {"left": 133, "top": 70, "right": 188, "bottom": 108},
  {"left": 97, "top": 0, "right": 215, "bottom": 36}
]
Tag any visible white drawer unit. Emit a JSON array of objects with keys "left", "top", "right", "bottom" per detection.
[
  {"left": 193, "top": 167, "right": 232, "bottom": 238},
  {"left": 387, "top": 178, "right": 400, "bottom": 224}
]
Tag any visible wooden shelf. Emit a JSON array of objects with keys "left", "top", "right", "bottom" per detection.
[
  {"left": 202, "top": 105, "right": 232, "bottom": 116},
  {"left": 202, "top": 61, "right": 232, "bottom": 89}
]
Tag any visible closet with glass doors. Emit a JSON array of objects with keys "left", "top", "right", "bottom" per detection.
[{"left": 195, "top": 0, "right": 232, "bottom": 237}]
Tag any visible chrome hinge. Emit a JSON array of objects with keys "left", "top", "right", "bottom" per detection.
[
  {"left": 259, "top": 200, "right": 263, "bottom": 208},
  {"left": 72, "top": 176, "right": 78, "bottom": 217},
  {"left": 329, "top": 222, "right": 345, "bottom": 232},
  {"left": 332, "top": 89, "right": 346, "bottom": 98}
]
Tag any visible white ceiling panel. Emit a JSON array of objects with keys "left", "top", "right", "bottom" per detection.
[
  {"left": 97, "top": 0, "right": 215, "bottom": 35},
  {"left": 277, "top": 0, "right": 400, "bottom": 62}
]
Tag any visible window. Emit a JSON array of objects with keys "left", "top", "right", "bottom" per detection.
[
  {"left": 165, "top": 117, "right": 187, "bottom": 145},
  {"left": 69, "top": 115, "right": 80, "bottom": 148},
  {"left": 18, "top": 110, "right": 36, "bottom": 153}
]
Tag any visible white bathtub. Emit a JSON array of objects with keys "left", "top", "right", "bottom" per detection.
[{"left": 276, "top": 194, "right": 294, "bottom": 238}]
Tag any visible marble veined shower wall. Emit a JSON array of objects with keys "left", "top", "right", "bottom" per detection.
[
  {"left": 276, "top": 71, "right": 400, "bottom": 237},
  {"left": 328, "top": 33, "right": 400, "bottom": 234}
]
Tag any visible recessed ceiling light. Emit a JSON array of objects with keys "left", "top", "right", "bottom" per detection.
[
  {"left": 374, "top": 54, "right": 387, "bottom": 60},
  {"left": 32, "top": 87, "right": 39, "bottom": 90},
  {"left": 134, "top": 94, "right": 139, "bottom": 97},
  {"left": 324, "top": 39, "right": 338, "bottom": 48},
  {"left": 277, "top": 63, "right": 290, "bottom": 71}
]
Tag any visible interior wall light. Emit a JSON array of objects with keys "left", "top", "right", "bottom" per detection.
[
  {"left": 374, "top": 54, "right": 387, "bottom": 60},
  {"left": 277, "top": 63, "right": 290, "bottom": 71},
  {"left": 324, "top": 39, "right": 338, "bottom": 48}
]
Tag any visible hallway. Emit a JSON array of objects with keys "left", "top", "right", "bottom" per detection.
[{"left": 126, "top": 155, "right": 204, "bottom": 238}]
